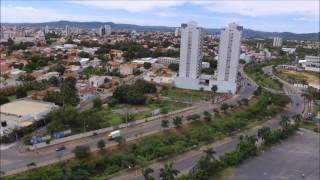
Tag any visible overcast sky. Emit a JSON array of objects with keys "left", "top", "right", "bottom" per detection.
[{"left": 1, "top": 0, "right": 319, "bottom": 33}]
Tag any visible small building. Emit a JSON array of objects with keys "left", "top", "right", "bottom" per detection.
[
  {"left": 299, "top": 56, "right": 320, "bottom": 72},
  {"left": 89, "top": 75, "right": 109, "bottom": 88},
  {"left": 10, "top": 68, "right": 26, "bottom": 78},
  {"left": 0, "top": 100, "right": 57, "bottom": 136},
  {"left": 41, "top": 72, "right": 60, "bottom": 81},
  {"left": 63, "top": 72, "right": 80, "bottom": 79},
  {"left": 79, "top": 88, "right": 97, "bottom": 101},
  {"left": 120, "top": 63, "right": 136, "bottom": 75}
]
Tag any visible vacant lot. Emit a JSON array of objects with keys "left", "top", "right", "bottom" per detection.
[
  {"left": 278, "top": 69, "right": 319, "bottom": 88},
  {"left": 232, "top": 129, "right": 320, "bottom": 180},
  {"left": 97, "top": 100, "right": 189, "bottom": 126},
  {"left": 161, "top": 88, "right": 215, "bottom": 101}
]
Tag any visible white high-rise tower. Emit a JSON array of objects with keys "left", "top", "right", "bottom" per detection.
[
  {"left": 178, "top": 21, "right": 203, "bottom": 79},
  {"left": 65, "top": 25, "right": 71, "bottom": 36},
  {"left": 217, "top": 23, "right": 243, "bottom": 85},
  {"left": 98, "top": 25, "right": 111, "bottom": 37},
  {"left": 273, "top": 37, "right": 282, "bottom": 47}
]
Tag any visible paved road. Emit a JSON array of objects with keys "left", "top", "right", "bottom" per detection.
[
  {"left": 233, "top": 128, "right": 319, "bottom": 180},
  {"left": 110, "top": 68, "right": 305, "bottom": 180},
  {"left": 0, "top": 75, "right": 255, "bottom": 175}
]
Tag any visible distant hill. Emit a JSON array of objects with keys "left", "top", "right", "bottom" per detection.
[{"left": 2, "top": 20, "right": 319, "bottom": 41}]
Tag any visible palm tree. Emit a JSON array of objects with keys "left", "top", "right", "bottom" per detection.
[
  {"left": 161, "top": 120, "right": 169, "bottom": 129},
  {"left": 142, "top": 167, "right": 155, "bottom": 180},
  {"left": 203, "top": 147, "right": 216, "bottom": 161},
  {"left": 292, "top": 114, "right": 303, "bottom": 125},
  {"left": 280, "top": 115, "right": 290, "bottom": 129},
  {"left": 159, "top": 163, "right": 179, "bottom": 180},
  {"left": 173, "top": 116, "right": 182, "bottom": 128},
  {"left": 257, "top": 127, "right": 271, "bottom": 142},
  {"left": 211, "top": 85, "right": 218, "bottom": 100},
  {"left": 301, "top": 92, "right": 312, "bottom": 114}
]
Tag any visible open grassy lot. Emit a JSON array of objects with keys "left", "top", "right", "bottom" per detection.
[
  {"left": 97, "top": 100, "right": 189, "bottom": 126},
  {"left": 161, "top": 88, "right": 215, "bottom": 101},
  {"left": 275, "top": 69, "right": 319, "bottom": 87}
]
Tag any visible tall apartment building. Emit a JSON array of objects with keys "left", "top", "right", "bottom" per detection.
[
  {"left": 174, "top": 22, "right": 242, "bottom": 94},
  {"left": 174, "top": 27, "right": 180, "bottom": 37},
  {"left": 65, "top": 25, "right": 71, "bottom": 36},
  {"left": 98, "top": 25, "right": 112, "bottom": 37},
  {"left": 273, "top": 37, "right": 282, "bottom": 47},
  {"left": 217, "top": 23, "right": 243, "bottom": 84},
  {"left": 178, "top": 21, "right": 203, "bottom": 79}
]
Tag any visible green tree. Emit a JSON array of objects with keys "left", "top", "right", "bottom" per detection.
[
  {"left": 161, "top": 119, "right": 169, "bottom": 128},
  {"left": 48, "top": 76, "right": 60, "bottom": 86},
  {"left": 203, "top": 147, "right": 216, "bottom": 161},
  {"left": 60, "top": 77, "right": 80, "bottom": 106},
  {"left": 220, "top": 103, "right": 229, "bottom": 112},
  {"left": 73, "top": 145, "right": 90, "bottom": 159},
  {"left": 143, "top": 62, "right": 152, "bottom": 69},
  {"left": 16, "top": 87, "right": 27, "bottom": 99},
  {"left": 257, "top": 127, "right": 271, "bottom": 143},
  {"left": 203, "top": 111, "right": 211, "bottom": 121},
  {"left": 93, "top": 98, "right": 102, "bottom": 108},
  {"left": 159, "top": 163, "right": 179, "bottom": 180},
  {"left": 211, "top": 85, "right": 218, "bottom": 94},
  {"left": 168, "top": 63, "right": 179, "bottom": 72},
  {"left": 173, "top": 116, "right": 182, "bottom": 128},
  {"left": 43, "top": 91, "right": 62, "bottom": 105},
  {"left": 97, "top": 139, "right": 106, "bottom": 152},
  {"left": 0, "top": 96, "right": 10, "bottom": 105},
  {"left": 46, "top": 106, "right": 79, "bottom": 133},
  {"left": 292, "top": 114, "right": 303, "bottom": 125},
  {"left": 142, "top": 167, "right": 155, "bottom": 180},
  {"left": 280, "top": 115, "right": 290, "bottom": 129}
]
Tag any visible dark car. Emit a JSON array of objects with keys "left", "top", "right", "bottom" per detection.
[
  {"left": 26, "top": 162, "right": 37, "bottom": 167},
  {"left": 55, "top": 146, "right": 66, "bottom": 151}
]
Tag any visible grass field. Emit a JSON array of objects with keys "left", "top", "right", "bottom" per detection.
[
  {"left": 276, "top": 69, "right": 319, "bottom": 87},
  {"left": 161, "top": 88, "right": 215, "bottom": 101},
  {"left": 210, "top": 167, "right": 235, "bottom": 180},
  {"left": 97, "top": 100, "right": 189, "bottom": 126}
]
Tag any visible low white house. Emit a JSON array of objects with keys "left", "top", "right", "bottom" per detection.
[
  {"left": 299, "top": 56, "right": 320, "bottom": 72},
  {"left": 120, "top": 64, "right": 136, "bottom": 75},
  {"left": 40, "top": 72, "right": 59, "bottom": 81},
  {"left": 89, "top": 75, "right": 109, "bottom": 87}
]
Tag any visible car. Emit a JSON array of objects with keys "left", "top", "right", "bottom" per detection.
[
  {"left": 93, "top": 132, "right": 98, "bottom": 136},
  {"left": 26, "top": 162, "right": 37, "bottom": 167},
  {"left": 55, "top": 146, "right": 66, "bottom": 151}
]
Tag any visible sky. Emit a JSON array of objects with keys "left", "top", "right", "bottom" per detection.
[{"left": 1, "top": 0, "right": 319, "bottom": 33}]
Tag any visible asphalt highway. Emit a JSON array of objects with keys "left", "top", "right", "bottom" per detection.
[{"left": 110, "top": 67, "right": 305, "bottom": 180}]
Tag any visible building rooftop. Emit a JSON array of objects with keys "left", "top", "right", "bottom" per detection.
[{"left": 0, "top": 100, "right": 55, "bottom": 117}]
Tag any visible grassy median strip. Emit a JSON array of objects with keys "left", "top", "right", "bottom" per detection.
[{"left": 3, "top": 91, "right": 290, "bottom": 180}]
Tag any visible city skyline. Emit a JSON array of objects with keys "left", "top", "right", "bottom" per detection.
[{"left": 1, "top": 0, "right": 319, "bottom": 33}]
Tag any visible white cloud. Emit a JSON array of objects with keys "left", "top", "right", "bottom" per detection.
[
  {"left": 193, "top": 1, "right": 319, "bottom": 17},
  {"left": 1, "top": 5, "right": 98, "bottom": 22},
  {"left": 71, "top": 0, "right": 185, "bottom": 12}
]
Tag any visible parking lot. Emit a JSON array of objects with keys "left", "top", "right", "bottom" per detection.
[{"left": 233, "top": 129, "right": 320, "bottom": 180}]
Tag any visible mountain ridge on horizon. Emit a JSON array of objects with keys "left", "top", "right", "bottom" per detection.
[{"left": 2, "top": 20, "right": 319, "bottom": 41}]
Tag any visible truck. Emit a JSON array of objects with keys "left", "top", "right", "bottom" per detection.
[{"left": 107, "top": 130, "right": 121, "bottom": 140}]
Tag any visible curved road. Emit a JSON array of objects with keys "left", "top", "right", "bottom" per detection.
[{"left": 110, "top": 66, "right": 305, "bottom": 180}]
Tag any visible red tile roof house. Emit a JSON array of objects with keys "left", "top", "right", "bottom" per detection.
[
  {"left": 62, "top": 72, "right": 80, "bottom": 80},
  {"left": 79, "top": 87, "right": 97, "bottom": 101}
]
